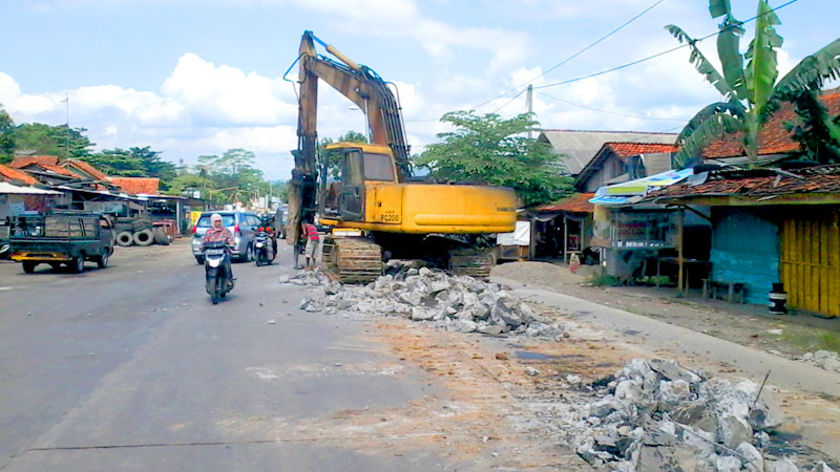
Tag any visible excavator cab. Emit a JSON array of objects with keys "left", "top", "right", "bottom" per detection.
[{"left": 324, "top": 142, "right": 397, "bottom": 222}]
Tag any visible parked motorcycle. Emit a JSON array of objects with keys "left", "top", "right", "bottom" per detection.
[
  {"left": 204, "top": 240, "right": 235, "bottom": 304},
  {"left": 254, "top": 227, "right": 276, "bottom": 266}
]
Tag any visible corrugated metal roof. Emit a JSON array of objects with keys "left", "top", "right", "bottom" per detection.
[
  {"left": 538, "top": 130, "right": 677, "bottom": 175},
  {"left": 650, "top": 164, "right": 840, "bottom": 201},
  {"left": 0, "top": 182, "right": 62, "bottom": 195}
]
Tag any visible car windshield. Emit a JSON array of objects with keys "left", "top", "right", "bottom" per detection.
[{"left": 196, "top": 215, "right": 235, "bottom": 227}]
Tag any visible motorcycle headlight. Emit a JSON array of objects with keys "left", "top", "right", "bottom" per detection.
[{"left": 256, "top": 242, "right": 264, "bottom": 248}]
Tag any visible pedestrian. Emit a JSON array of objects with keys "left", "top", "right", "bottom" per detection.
[{"left": 301, "top": 220, "right": 320, "bottom": 269}]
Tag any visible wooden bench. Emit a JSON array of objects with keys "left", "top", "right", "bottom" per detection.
[{"left": 702, "top": 279, "right": 747, "bottom": 303}]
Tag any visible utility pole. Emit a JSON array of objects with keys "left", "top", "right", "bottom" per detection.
[
  {"left": 64, "top": 92, "right": 70, "bottom": 160},
  {"left": 526, "top": 84, "right": 533, "bottom": 139}
]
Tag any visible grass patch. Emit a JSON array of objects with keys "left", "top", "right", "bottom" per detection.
[
  {"left": 780, "top": 328, "right": 840, "bottom": 354},
  {"left": 587, "top": 273, "right": 621, "bottom": 287}
]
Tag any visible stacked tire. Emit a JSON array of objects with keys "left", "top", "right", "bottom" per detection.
[{"left": 114, "top": 217, "right": 158, "bottom": 247}]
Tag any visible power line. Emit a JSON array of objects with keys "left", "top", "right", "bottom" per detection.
[
  {"left": 490, "top": 88, "right": 527, "bottom": 114},
  {"left": 472, "top": 0, "right": 668, "bottom": 111},
  {"left": 537, "top": 91, "right": 690, "bottom": 121},
  {"left": 534, "top": 0, "right": 801, "bottom": 90}
]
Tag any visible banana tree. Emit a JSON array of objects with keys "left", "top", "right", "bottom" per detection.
[{"left": 667, "top": 0, "right": 840, "bottom": 168}]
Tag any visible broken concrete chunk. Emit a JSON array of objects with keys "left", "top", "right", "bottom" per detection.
[
  {"left": 735, "top": 441, "right": 764, "bottom": 471},
  {"left": 774, "top": 458, "right": 800, "bottom": 472},
  {"left": 717, "top": 414, "right": 753, "bottom": 449}
]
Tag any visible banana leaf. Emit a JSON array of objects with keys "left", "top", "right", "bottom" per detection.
[
  {"left": 716, "top": 18, "right": 748, "bottom": 101},
  {"left": 666, "top": 25, "right": 733, "bottom": 99},
  {"left": 708, "top": 0, "right": 731, "bottom": 18},
  {"left": 774, "top": 38, "right": 840, "bottom": 98},
  {"left": 674, "top": 107, "right": 744, "bottom": 168},
  {"left": 745, "top": 0, "right": 783, "bottom": 116}
]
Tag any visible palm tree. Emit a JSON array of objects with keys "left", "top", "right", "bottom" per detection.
[{"left": 667, "top": 0, "right": 840, "bottom": 168}]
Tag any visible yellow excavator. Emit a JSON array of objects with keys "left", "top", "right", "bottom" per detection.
[{"left": 286, "top": 31, "right": 517, "bottom": 282}]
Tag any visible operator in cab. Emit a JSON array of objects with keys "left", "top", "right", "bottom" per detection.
[{"left": 201, "top": 213, "right": 235, "bottom": 278}]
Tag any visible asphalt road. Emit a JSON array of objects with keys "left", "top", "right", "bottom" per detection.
[{"left": 0, "top": 240, "right": 446, "bottom": 471}]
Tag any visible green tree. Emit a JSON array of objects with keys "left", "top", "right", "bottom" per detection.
[
  {"left": 415, "top": 111, "right": 572, "bottom": 206},
  {"left": 11, "top": 123, "right": 94, "bottom": 158},
  {"left": 0, "top": 103, "right": 14, "bottom": 162},
  {"left": 667, "top": 0, "right": 840, "bottom": 167}
]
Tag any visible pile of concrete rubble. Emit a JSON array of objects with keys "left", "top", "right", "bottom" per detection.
[
  {"left": 561, "top": 358, "right": 834, "bottom": 472},
  {"left": 799, "top": 350, "right": 840, "bottom": 373},
  {"left": 279, "top": 261, "right": 565, "bottom": 338}
]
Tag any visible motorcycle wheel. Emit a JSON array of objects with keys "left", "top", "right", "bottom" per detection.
[{"left": 211, "top": 292, "right": 219, "bottom": 305}]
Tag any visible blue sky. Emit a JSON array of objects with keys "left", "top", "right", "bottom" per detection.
[{"left": 1, "top": 0, "right": 837, "bottom": 179}]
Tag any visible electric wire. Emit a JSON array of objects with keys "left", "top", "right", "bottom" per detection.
[
  {"left": 534, "top": 0, "right": 801, "bottom": 90},
  {"left": 472, "top": 0, "right": 668, "bottom": 111},
  {"left": 537, "top": 91, "right": 690, "bottom": 122}
]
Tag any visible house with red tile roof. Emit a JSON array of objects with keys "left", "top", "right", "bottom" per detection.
[
  {"left": 575, "top": 142, "right": 681, "bottom": 192},
  {"left": 62, "top": 159, "right": 108, "bottom": 182},
  {"left": 0, "top": 164, "right": 38, "bottom": 186},
  {"left": 109, "top": 177, "right": 160, "bottom": 195},
  {"left": 702, "top": 90, "right": 840, "bottom": 162}
]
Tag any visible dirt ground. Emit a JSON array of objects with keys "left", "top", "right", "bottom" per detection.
[
  {"left": 303, "top": 304, "right": 840, "bottom": 469},
  {"left": 492, "top": 261, "right": 840, "bottom": 362}
]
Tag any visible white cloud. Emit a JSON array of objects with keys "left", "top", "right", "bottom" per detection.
[{"left": 161, "top": 53, "right": 296, "bottom": 126}]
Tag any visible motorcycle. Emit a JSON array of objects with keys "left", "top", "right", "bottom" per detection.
[
  {"left": 254, "top": 227, "right": 276, "bottom": 267},
  {"left": 204, "top": 240, "right": 235, "bottom": 304}
]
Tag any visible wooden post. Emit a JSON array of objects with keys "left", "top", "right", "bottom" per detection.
[
  {"left": 677, "top": 209, "right": 685, "bottom": 293},
  {"left": 563, "top": 215, "right": 569, "bottom": 264},
  {"left": 529, "top": 219, "right": 536, "bottom": 261}
]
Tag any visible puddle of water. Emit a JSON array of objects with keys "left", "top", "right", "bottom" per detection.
[{"left": 515, "top": 350, "right": 555, "bottom": 361}]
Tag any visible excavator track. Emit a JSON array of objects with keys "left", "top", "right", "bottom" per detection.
[
  {"left": 447, "top": 249, "right": 495, "bottom": 280},
  {"left": 322, "top": 236, "right": 383, "bottom": 283}
]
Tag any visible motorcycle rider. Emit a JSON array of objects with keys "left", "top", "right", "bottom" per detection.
[{"left": 201, "top": 213, "right": 234, "bottom": 280}]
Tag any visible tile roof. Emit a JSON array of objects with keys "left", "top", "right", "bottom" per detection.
[
  {"left": 0, "top": 164, "right": 38, "bottom": 185},
  {"left": 8, "top": 155, "right": 59, "bottom": 169},
  {"left": 533, "top": 193, "right": 595, "bottom": 213},
  {"left": 538, "top": 130, "right": 677, "bottom": 174},
  {"left": 35, "top": 163, "right": 82, "bottom": 178},
  {"left": 110, "top": 177, "right": 160, "bottom": 195},
  {"left": 62, "top": 159, "right": 108, "bottom": 181},
  {"left": 604, "top": 142, "right": 681, "bottom": 158},
  {"left": 703, "top": 91, "right": 840, "bottom": 159},
  {"left": 650, "top": 165, "right": 840, "bottom": 201}
]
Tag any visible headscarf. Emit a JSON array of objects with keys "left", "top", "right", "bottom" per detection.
[{"left": 211, "top": 213, "right": 222, "bottom": 225}]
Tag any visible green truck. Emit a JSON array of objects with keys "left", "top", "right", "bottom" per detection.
[{"left": 9, "top": 212, "right": 115, "bottom": 273}]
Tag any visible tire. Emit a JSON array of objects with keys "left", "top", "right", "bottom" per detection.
[
  {"left": 96, "top": 249, "right": 109, "bottom": 269},
  {"left": 133, "top": 229, "right": 154, "bottom": 247},
  {"left": 195, "top": 256, "right": 205, "bottom": 265},
  {"left": 70, "top": 255, "right": 85, "bottom": 273},
  {"left": 22, "top": 261, "right": 37, "bottom": 273},
  {"left": 246, "top": 244, "right": 254, "bottom": 262},
  {"left": 116, "top": 231, "right": 134, "bottom": 247},
  {"left": 211, "top": 292, "right": 219, "bottom": 305},
  {"left": 152, "top": 228, "right": 170, "bottom": 245}
]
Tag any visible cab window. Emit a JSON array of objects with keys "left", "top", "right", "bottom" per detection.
[
  {"left": 342, "top": 151, "right": 364, "bottom": 186},
  {"left": 363, "top": 153, "right": 395, "bottom": 181}
]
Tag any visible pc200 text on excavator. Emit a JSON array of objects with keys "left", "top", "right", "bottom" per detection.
[{"left": 286, "top": 30, "right": 517, "bottom": 283}]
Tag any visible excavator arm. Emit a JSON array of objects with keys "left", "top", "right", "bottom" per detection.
[{"left": 287, "top": 31, "right": 410, "bottom": 244}]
